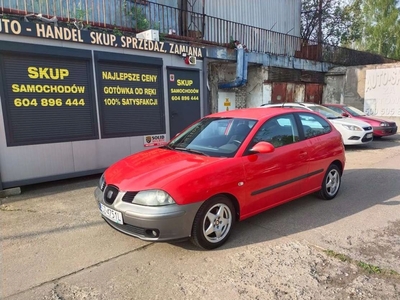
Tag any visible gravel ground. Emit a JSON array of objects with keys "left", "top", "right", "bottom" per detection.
[{"left": 39, "top": 237, "right": 400, "bottom": 300}]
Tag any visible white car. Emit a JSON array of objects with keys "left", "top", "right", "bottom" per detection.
[{"left": 260, "top": 103, "right": 374, "bottom": 145}]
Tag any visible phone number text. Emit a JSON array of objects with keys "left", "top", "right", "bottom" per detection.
[{"left": 13, "top": 98, "right": 86, "bottom": 107}]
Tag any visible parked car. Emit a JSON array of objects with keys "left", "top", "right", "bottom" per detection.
[
  {"left": 95, "top": 108, "right": 345, "bottom": 250},
  {"left": 260, "top": 102, "right": 374, "bottom": 145},
  {"left": 323, "top": 104, "right": 398, "bottom": 138}
]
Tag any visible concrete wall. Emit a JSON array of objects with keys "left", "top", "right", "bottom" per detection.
[
  {"left": 210, "top": 62, "right": 268, "bottom": 111},
  {"left": 324, "top": 63, "right": 400, "bottom": 123},
  {"left": 324, "top": 66, "right": 366, "bottom": 109},
  {"left": 211, "top": 62, "right": 319, "bottom": 111}
]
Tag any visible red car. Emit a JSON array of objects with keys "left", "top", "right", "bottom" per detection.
[
  {"left": 95, "top": 108, "right": 345, "bottom": 249},
  {"left": 323, "top": 104, "right": 398, "bottom": 138}
]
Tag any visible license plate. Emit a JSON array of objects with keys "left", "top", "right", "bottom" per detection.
[
  {"left": 366, "top": 133, "right": 373, "bottom": 138},
  {"left": 99, "top": 203, "right": 123, "bottom": 225}
]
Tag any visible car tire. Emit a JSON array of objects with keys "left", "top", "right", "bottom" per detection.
[
  {"left": 190, "top": 196, "right": 235, "bottom": 250},
  {"left": 319, "top": 164, "right": 341, "bottom": 200}
]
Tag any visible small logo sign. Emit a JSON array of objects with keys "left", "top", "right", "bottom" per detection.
[
  {"left": 143, "top": 134, "right": 167, "bottom": 147},
  {"left": 107, "top": 190, "right": 114, "bottom": 199},
  {"left": 145, "top": 136, "right": 152, "bottom": 143},
  {"left": 170, "top": 74, "right": 175, "bottom": 82}
]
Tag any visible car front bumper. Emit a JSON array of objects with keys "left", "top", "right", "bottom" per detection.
[
  {"left": 342, "top": 131, "right": 373, "bottom": 145},
  {"left": 373, "top": 125, "right": 398, "bottom": 137},
  {"left": 95, "top": 187, "right": 204, "bottom": 242}
]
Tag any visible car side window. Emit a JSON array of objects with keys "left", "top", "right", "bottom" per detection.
[
  {"left": 298, "top": 113, "right": 331, "bottom": 139},
  {"left": 252, "top": 114, "right": 299, "bottom": 148}
]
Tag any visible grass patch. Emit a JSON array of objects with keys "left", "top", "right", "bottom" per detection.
[
  {"left": 324, "top": 250, "right": 351, "bottom": 262},
  {"left": 357, "top": 261, "right": 382, "bottom": 274},
  {"left": 323, "top": 249, "right": 399, "bottom": 277},
  {"left": 0, "top": 205, "right": 36, "bottom": 213}
]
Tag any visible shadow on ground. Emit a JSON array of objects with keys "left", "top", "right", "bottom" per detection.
[{"left": 173, "top": 168, "right": 400, "bottom": 251}]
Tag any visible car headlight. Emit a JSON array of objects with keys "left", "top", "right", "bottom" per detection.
[
  {"left": 380, "top": 122, "right": 389, "bottom": 127},
  {"left": 99, "top": 173, "right": 106, "bottom": 191},
  {"left": 342, "top": 124, "right": 362, "bottom": 131},
  {"left": 132, "top": 190, "right": 176, "bottom": 206}
]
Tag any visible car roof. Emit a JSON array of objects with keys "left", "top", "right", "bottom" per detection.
[
  {"left": 261, "top": 102, "right": 317, "bottom": 106},
  {"left": 260, "top": 102, "right": 319, "bottom": 109},
  {"left": 323, "top": 103, "right": 345, "bottom": 107},
  {"left": 206, "top": 107, "right": 305, "bottom": 120}
]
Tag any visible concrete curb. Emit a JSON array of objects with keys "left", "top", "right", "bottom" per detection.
[{"left": 0, "top": 187, "right": 22, "bottom": 203}]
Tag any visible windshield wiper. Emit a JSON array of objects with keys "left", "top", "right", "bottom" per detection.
[
  {"left": 161, "top": 145, "right": 174, "bottom": 150},
  {"left": 174, "top": 147, "right": 209, "bottom": 156}
]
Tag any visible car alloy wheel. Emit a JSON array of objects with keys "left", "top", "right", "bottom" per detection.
[
  {"left": 319, "top": 164, "right": 341, "bottom": 200},
  {"left": 191, "top": 196, "right": 235, "bottom": 250}
]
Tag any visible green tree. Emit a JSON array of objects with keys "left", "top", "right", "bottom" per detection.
[
  {"left": 347, "top": 0, "right": 400, "bottom": 59},
  {"left": 340, "top": 0, "right": 364, "bottom": 47},
  {"left": 301, "top": 0, "right": 353, "bottom": 45}
]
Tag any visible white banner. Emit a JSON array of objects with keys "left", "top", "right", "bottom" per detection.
[{"left": 365, "top": 68, "right": 400, "bottom": 117}]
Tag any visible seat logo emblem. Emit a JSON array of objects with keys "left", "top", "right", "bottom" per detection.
[{"left": 107, "top": 190, "right": 114, "bottom": 199}]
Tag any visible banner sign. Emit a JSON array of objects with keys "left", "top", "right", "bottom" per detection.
[
  {"left": 95, "top": 52, "right": 165, "bottom": 138},
  {"left": 365, "top": 68, "right": 400, "bottom": 117},
  {"left": 167, "top": 68, "right": 201, "bottom": 137},
  {"left": 0, "top": 18, "right": 206, "bottom": 59},
  {"left": 0, "top": 50, "right": 98, "bottom": 146}
]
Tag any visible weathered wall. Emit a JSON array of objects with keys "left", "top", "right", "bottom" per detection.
[
  {"left": 210, "top": 62, "right": 268, "bottom": 111},
  {"left": 244, "top": 66, "right": 267, "bottom": 108},
  {"left": 211, "top": 62, "right": 324, "bottom": 111},
  {"left": 324, "top": 63, "right": 400, "bottom": 119}
]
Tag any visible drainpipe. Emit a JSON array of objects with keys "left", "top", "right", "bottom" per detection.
[
  {"left": 218, "top": 43, "right": 248, "bottom": 89},
  {"left": 242, "top": 45, "right": 249, "bottom": 84}
]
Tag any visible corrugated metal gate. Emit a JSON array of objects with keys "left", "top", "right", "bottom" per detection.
[
  {"left": 271, "top": 82, "right": 323, "bottom": 104},
  {"left": 305, "top": 83, "right": 323, "bottom": 104}
]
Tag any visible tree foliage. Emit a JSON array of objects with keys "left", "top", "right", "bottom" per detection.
[
  {"left": 301, "top": 0, "right": 400, "bottom": 59},
  {"left": 301, "top": 0, "right": 352, "bottom": 45},
  {"left": 347, "top": 0, "right": 400, "bottom": 59}
]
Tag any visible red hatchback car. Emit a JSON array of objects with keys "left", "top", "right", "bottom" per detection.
[
  {"left": 95, "top": 108, "right": 345, "bottom": 249},
  {"left": 324, "top": 104, "right": 398, "bottom": 138}
]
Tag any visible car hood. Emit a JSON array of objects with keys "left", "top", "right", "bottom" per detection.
[
  {"left": 354, "top": 115, "right": 390, "bottom": 125},
  {"left": 104, "top": 148, "right": 222, "bottom": 191},
  {"left": 330, "top": 117, "right": 371, "bottom": 128}
]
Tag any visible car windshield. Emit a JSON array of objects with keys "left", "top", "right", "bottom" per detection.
[
  {"left": 165, "top": 117, "right": 257, "bottom": 158},
  {"left": 345, "top": 106, "right": 366, "bottom": 117},
  {"left": 308, "top": 105, "right": 343, "bottom": 119}
]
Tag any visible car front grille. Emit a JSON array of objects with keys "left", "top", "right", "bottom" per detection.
[
  {"left": 110, "top": 221, "right": 147, "bottom": 237},
  {"left": 122, "top": 191, "right": 138, "bottom": 203},
  {"left": 104, "top": 185, "right": 119, "bottom": 205},
  {"left": 362, "top": 134, "right": 373, "bottom": 142}
]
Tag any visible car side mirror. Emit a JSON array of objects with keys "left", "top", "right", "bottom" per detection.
[
  {"left": 249, "top": 141, "right": 275, "bottom": 154},
  {"left": 342, "top": 113, "right": 349, "bottom": 117}
]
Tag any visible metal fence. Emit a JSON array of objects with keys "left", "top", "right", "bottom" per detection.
[{"left": 0, "top": 0, "right": 396, "bottom": 66}]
